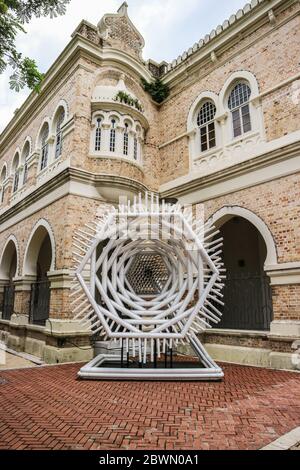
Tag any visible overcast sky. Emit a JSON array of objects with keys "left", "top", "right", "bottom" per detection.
[{"left": 0, "top": 0, "right": 248, "bottom": 132}]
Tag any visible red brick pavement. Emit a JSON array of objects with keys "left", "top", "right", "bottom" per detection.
[{"left": 0, "top": 363, "right": 299, "bottom": 450}]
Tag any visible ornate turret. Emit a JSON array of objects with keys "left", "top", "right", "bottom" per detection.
[{"left": 97, "top": 2, "right": 145, "bottom": 61}]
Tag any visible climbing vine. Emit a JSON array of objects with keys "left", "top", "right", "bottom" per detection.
[{"left": 141, "top": 77, "right": 170, "bottom": 104}]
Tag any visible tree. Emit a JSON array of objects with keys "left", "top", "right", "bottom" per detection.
[{"left": 0, "top": 1, "right": 70, "bottom": 92}]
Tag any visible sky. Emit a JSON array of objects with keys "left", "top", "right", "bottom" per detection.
[{"left": 0, "top": 0, "right": 248, "bottom": 133}]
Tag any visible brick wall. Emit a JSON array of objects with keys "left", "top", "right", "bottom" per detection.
[
  {"left": 272, "top": 284, "right": 300, "bottom": 321},
  {"left": 159, "top": 1, "right": 300, "bottom": 184},
  {"left": 202, "top": 172, "right": 300, "bottom": 264}
]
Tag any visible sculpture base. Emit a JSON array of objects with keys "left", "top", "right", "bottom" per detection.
[{"left": 78, "top": 337, "right": 224, "bottom": 381}]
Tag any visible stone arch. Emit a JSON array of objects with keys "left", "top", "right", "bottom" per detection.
[
  {"left": 23, "top": 219, "right": 56, "bottom": 276},
  {"left": 209, "top": 206, "right": 277, "bottom": 268},
  {"left": 219, "top": 70, "right": 260, "bottom": 109},
  {"left": 11, "top": 150, "right": 21, "bottom": 175},
  {"left": 1, "top": 163, "right": 8, "bottom": 182},
  {"left": 187, "top": 90, "right": 219, "bottom": 133},
  {"left": 209, "top": 206, "right": 275, "bottom": 331},
  {"left": 0, "top": 235, "right": 19, "bottom": 279},
  {"left": 51, "top": 100, "right": 68, "bottom": 134},
  {"left": 35, "top": 118, "right": 52, "bottom": 150},
  {"left": 20, "top": 137, "right": 32, "bottom": 164}
]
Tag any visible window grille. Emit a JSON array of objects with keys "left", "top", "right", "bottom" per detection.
[
  {"left": 40, "top": 125, "right": 49, "bottom": 170},
  {"left": 228, "top": 83, "right": 252, "bottom": 138},
  {"left": 110, "top": 119, "right": 116, "bottom": 152},
  {"left": 95, "top": 118, "right": 102, "bottom": 151},
  {"left": 123, "top": 123, "right": 129, "bottom": 156},
  {"left": 55, "top": 110, "right": 65, "bottom": 159},
  {"left": 197, "top": 101, "right": 216, "bottom": 152}
]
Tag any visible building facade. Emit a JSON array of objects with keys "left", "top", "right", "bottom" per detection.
[{"left": 0, "top": 0, "right": 299, "bottom": 368}]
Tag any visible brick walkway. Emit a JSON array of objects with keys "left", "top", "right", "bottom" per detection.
[{"left": 0, "top": 363, "right": 299, "bottom": 450}]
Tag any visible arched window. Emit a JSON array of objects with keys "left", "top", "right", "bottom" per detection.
[
  {"left": 228, "top": 83, "right": 252, "bottom": 138},
  {"left": 12, "top": 153, "right": 20, "bottom": 193},
  {"left": 40, "top": 124, "right": 49, "bottom": 170},
  {"left": 133, "top": 137, "right": 138, "bottom": 161},
  {"left": 123, "top": 123, "right": 129, "bottom": 156},
  {"left": 95, "top": 117, "right": 102, "bottom": 151},
  {"left": 13, "top": 171, "right": 19, "bottom": 193},
  {"left": 110, "top": 119, "right": 116, "bottom": 153},
  {"left": 0, "top": 166, "right": 7, "bottom": 204},
  {"left": 54, "top": 109, "right": 65, "bottom": 159},
  {"left": 197, "top": 101, "right": 216, "bottom": 152},
  {"left": 22, "top": 141, "right": 30, "bottom": 185}
]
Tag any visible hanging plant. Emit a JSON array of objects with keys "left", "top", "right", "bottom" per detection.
[
  {"left": 141, "top": 77, "right": 170, "bottom": 104},
  {"left": 114, "top": 91, "right": 143, "bottom": 112}
]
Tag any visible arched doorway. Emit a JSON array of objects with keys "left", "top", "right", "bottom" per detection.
[
  {"left": 0, "top": 238, "right": 18, "bottom": 320},
  {"left": 215, "top": 216, "right": 273, "bottom": 331},
  {"left": 24, "top": 223, "right": 54, "bottom": 326}
]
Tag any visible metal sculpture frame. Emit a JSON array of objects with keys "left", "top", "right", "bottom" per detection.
[{"left": 71, "top": 194, "right": 225, "bottom": 381}]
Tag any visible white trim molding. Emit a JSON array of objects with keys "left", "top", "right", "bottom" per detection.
[
  {"left": 209, "top": 205, "right": 277, "bottom": 267},
  {"left": 0, "top": 234, "right": 20, "bottom": 279},
  {"left": 23, "top": 218, "right": 56, "bottom": 276},
  {"left": 187, "top": 70, "right": 266, "bottom": 174},
  {"left": 90, "top": 109, "right": 145, "bottom": 166},
  {"left": 266, "top": 262, "right": 300, "bottom": 285}
]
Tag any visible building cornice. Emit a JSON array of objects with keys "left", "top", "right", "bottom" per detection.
[
  {"left": 0, "top": 136, "right": 299, "bottom": 231},
  {"left": 162, "top": 0, "right": 296, "bottom": 88},
  {"left": 0, "top": 167, "right": 149, "bottom": 229},
  {"left": 160, "top": 139, "right": 300, "bottom": 200}
]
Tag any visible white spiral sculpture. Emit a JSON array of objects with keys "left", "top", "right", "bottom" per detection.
[{"left": 71, "top": 194, "right": 225, "bottom": 380}]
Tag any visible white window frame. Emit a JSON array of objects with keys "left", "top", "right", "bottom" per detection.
[
  {"left": 228, "top": 82, "right": 252, "bottom": 139},
  {"left": 54, "top": 109, "right": 65, "bottom": 159},
  {"left": 90, "top": 111, "right": 144, "bottom": 165},
  {"left": 197, "top": 101, "right": 217, "bottom": 153},
  {"left": 40, "top": 126, "right": 49, "bottom": 171}
]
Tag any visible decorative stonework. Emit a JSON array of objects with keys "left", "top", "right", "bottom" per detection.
[
  {"left": 193, "top": 131, "right": 264, "bottom": 175},
  {"left": 98, "top": 2, "right": 145, "bottom": 61},
  {"left": 72, "top": 20, "right": 101, "bottom": 46}
]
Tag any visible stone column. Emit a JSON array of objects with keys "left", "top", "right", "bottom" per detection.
[
  {"left": 43, "top": 269, "right": 93, "bottom": 364},
  {"left": 2, "top": 176, "right": 12, "bottom": 207},
  {"left": 10, "top": 275, "right": 36, "bottom": 326},
  {"left": 101, "top": 124, "right": 111, "bottom": 154},
  {"left": 267, "top": 262, "right": 300, "bottom": 337},
  {"left": 116, "top": 124, "right": 124, "bottom": 155},
  {"left": 0, "top": 279, "right": 7, "bottom": 319},
  {"left": 26, "top": 152, "right": 39, "bottom": 187}
]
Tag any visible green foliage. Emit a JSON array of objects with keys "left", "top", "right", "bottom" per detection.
[
  {"left": 141, "top": 77, "right": 170, "bottom": 104},
  {"left": 0, "top": 0, "right": 70, "bottom": 92},
  {"left": 115, "top": 91, "right": 143, "bottom": 112}
]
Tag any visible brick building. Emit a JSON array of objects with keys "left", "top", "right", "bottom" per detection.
[{"left": 0, "top": 0, "right": 299, "bottom": 369}]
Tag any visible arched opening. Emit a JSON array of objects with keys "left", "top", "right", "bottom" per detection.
[
  {"left": 38, "top": 122, "right": 50, "bottom": 171},
  {"left": 21, "top": 140, "right": 30, "bottom": 185},
  {"left": 0, "top": 165, "right": 7, "bottom": 204},
  {"left": 53, "top": 106, "right": 65, "bottom": 159},
  {"left": 25, "top": 224, "right": 54, "bottom": 326},
  {"left": 0, "top": 239, "right": 17, "bottom": 320},
  {"left": 215, "top": 216, "right": 273, "bottom": 331},
  {"left": 11, "top": 152, "right": 20, "bottom": 193}
]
